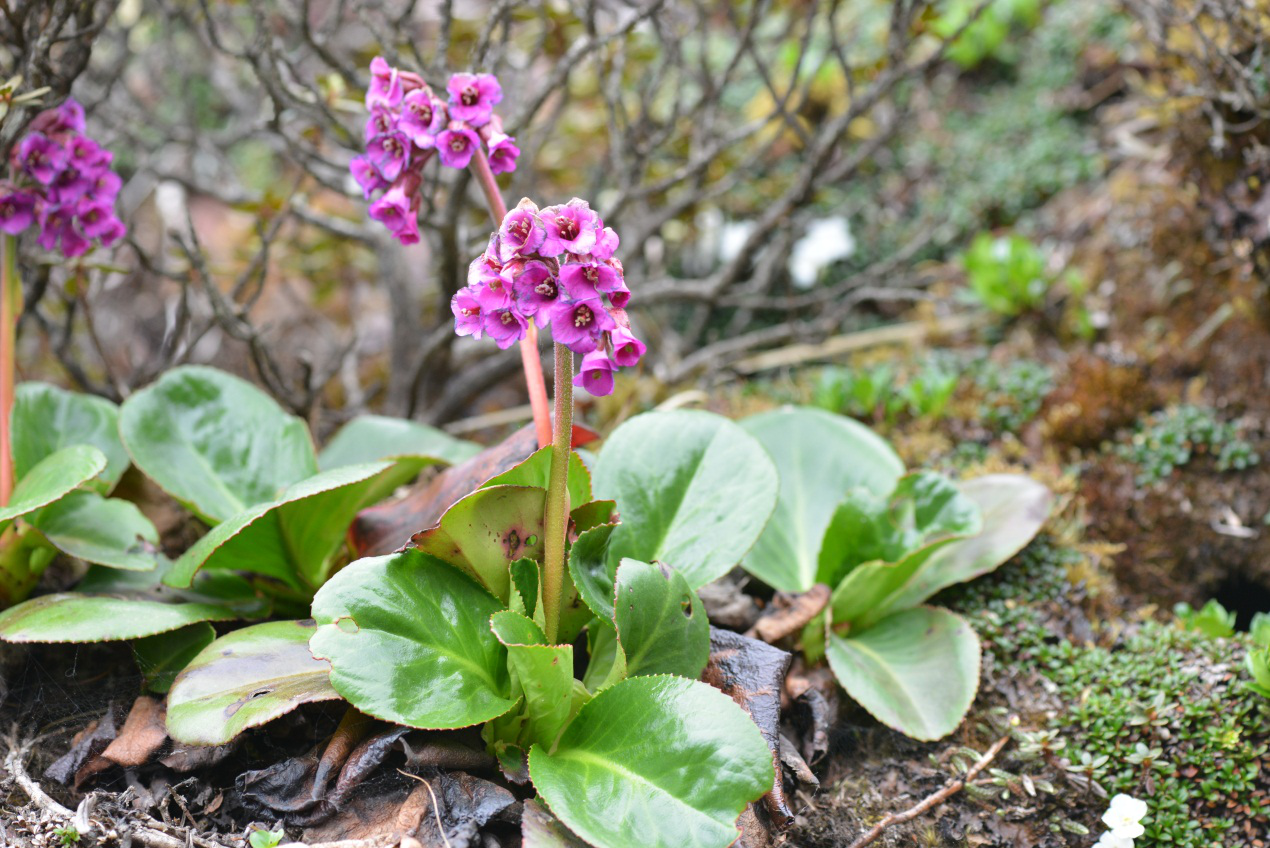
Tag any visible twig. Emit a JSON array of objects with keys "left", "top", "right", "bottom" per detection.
[
  {"left": 844, "top": 731, "right": 1013, "bottom": 848},
  {"left": 397, "top": 769, "right": 453, "bottom": 848}
]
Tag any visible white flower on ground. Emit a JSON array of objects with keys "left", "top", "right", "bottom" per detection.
[
  {"left": 1101, "top": 793, "right": 1148, "bottom": 839},
  {"left": 1093, "top": 831, "right": 1134, "bottom": 848}
]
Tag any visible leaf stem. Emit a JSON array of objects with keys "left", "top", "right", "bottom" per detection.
[
  {"left": 468, "top": 147, "right": 551, "bottom": 449},
  {"left": 0, "top": 233, "right": 18, "bottom": 508},
  {"left": 540, "top": 343, "right": 573, "bottom": 644}
]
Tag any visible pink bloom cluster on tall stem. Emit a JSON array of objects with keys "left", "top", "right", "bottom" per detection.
[
  {"left": 452, "top": 197, "right": 643, "bottom": 397},
  {"left": 351, "top": 58, "right": 521, "bottom": 246},
  {"left": 0, "top": 98, "right": 126, "bottom": 257}
]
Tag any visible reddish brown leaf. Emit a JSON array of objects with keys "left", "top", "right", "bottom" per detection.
[
  {"left": 747, "top": 583, "right": 830, "bottom": 644},
  {"left": 101, "top": 695, "right": 168, "bottom": 768}
]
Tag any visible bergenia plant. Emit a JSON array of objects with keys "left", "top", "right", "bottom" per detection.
[{"left": 739, "top": 406, "right": 1052, "bottom": 741}]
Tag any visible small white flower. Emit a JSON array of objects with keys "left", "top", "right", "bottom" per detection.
[
  {"left": 1102, "top": 793, "right": 1148, "bottom": 839},
  {"left": 1093, "top": 832, "right": 1134, "bottom": 848}
]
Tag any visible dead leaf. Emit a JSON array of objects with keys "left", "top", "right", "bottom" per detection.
[
  {"left": 747, "top": 584, "right": 830, "bottom": 644},
  {"left": 101, "top": 695, "right": 168, "bottom": 768},
  {"left": 46, "top": 706, "right": 118, "bottom": 785}
]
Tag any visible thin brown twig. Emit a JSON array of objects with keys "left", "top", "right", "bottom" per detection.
[{"left": 844, "top": 730, "right": 1013, "bottom": 848}]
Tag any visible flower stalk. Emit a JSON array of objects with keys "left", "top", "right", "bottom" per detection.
[
  {"left": 0, "top": 234, "right": 18, "bottom": 507},
  {"left": 540, "top": 342, "right": 573, "bottom": 644}
]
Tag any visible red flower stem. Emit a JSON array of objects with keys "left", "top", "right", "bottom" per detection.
[
  {"left": 0, "top": 234, "right": 18, "bottom": 508},
  {"left": 540, "top": 342, "right": 573, "bottom": 644},
  {"left": 468, "top": 148, "right": 552, "bottom": 449}
]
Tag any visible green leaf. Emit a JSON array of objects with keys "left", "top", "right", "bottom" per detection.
[
  {"left": 166, "top": 462, "right": 396, "bottom": 590},
  {"left": 12, "top": 383, "right": 129, "bottom": 493},
  {"left": 0, "top": 593, "right": 237, "bottom": 643},
  {"left": 529, "top": 675, "right": 774, "bottom": 848},
  {"left": 877, "top": 474, "right": 1051, "bottom": 613},
  {"left": 613, "top": 559, "right": 708, "bottom": 679},
  {"left": 408, "top": 485, "right": 547, "bottom": 604},
  {"left": 826, "top": 606, "right": 980, "bottom": 741},
  {"left": 510, "top": 557, "right": 542, "bottom": 625},
  {"left": 78, "top": 557, "right": 271, "bottom": 619},
  {"left": 582, "top": 622, "right": 627, "bottom": 692},
  {"left": 485, "top": 447, "right": 592, "bottom": 507},
  {"left": 593, "top": 410, "right": 778, "bottom": 589},
  {"left": 166, "top": 620, "right": 342, "bottom": 746},
  {"left": 522, "top": 799, "right": 590, "bottom": 848},
  {"left": 318, "top": 414, "right": 481, "bottom": 469},
  {"left": 491, "top": 610, "right": 575, "bottom": 750},
  {"left": 0, "top": 445, "right": 107, "bottom": 526},
  {"left": 28, "top": 490, "right": 159, "bottom": 571},
  {"left": 741, "top": 407, "right": 904, "bottom": 592},
  {"left": 568, "top": 523, "right": 618, "bottom": 624},
  {"left": 119, "top": 366, "right": 318, "bottom": 525},
  {"left": 133, "top": 622, "right": 216, "bottom": 694},
  {"left": 309, "top": 549, "right": 515, "bottom": 729}
]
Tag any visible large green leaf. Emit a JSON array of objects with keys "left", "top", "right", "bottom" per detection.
[
  {"left": 309, "top": 550, "right": 515, "bottom": 729},
  {"left": 522, "top": 799, "right": 590, "bottom": 848},
  {"left": 529, "top": 675, "right": 774, "bottom": 848},
  {"left": 133, "top": 622, "right": 216, "bottom": 694},
  {"left": 879, "top": 474, "right": 1052, "bottom": 612},
  {"left": 78, "top": 557, "right": 271, "bottom": 619},
  {"left": 0, "top": 445, "right": 108, "bottom": 526},
  {"left": 491, "top": 610, "right": 575, "bottom": 750},
  {"left": 0, "top": 593, "right": 237, "bottom": 643},
  {"left": 613, "top": 559, "right": 708, "bottom": 679},
  {"left": 592, "top": 410, "right": 778, "bottom": 590},
  {"left": 741, "top": 407, "right": 904, "bottom": 592},
  {"left": 568, "top": 523, "right": 618, "bottom": 624},
  {"left": 28, "top": 490, "right": 159, "bottom": 571},
  {"left": 826, "top": 606, "right": 980, "bottom": 741},
  {"left": 408, "top": 485, "right": 547, "bottom": 603},
  {"left": 119, "top": 366, "right": 317, "bottom": 524},
  {"left": 167, "top": 620, "right": 342, "bottom": 745},
  {"left": 12, "top": 382, "right": 129, "bottom": 493},
  {"left": 166, "top": 462, "right": 396, "bottom": 590},
  {"left": 318, "top": 414, "right": 481, "bottom": 469},
  {"left": 485, "top": 447, "right": 592, "bottom": 508}
]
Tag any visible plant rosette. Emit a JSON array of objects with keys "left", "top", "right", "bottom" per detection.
[{"left": 740, "top": 406, "right": 1052, "bottom": 741}]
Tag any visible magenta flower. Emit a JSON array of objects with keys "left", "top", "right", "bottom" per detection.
[
  {"left": 511, "top": 260, "right": 560, "bottom": 322},
  {"left": 436, "top": 123, "right": 480, "bottom": 169},
  {"left": 349, "top": 156, "right": 388, "bottom": 199},
  {"left": 592, "top": 226, "right": 620, "bottom": 261},
  {"left": 446, "top": 73, "right": 502, "bottom": 127},
  {"left": 366, "top": 56, "right": 403, "bottom": 109},
  {"left": 609, "top": 328, "right": 646, "bottom": 366},
  {"left": 366, "top": 132, "right": 410, "bottom": 182},
  {"left": 559, "top": 260, "right": 620, "bottom": 300},
  {"left": 498, "top": 199, "right": 546, "bottom": 260},
  {"left": 452, "top": 285, "right": 485, "bottom": 339},
  {"left": 540, "top": 198, "right": 600, "bottom": 257},
  {"left": 574, "top": 352, "right": 617, "bottom": 396},
  {"left": 399, "top": 90, "right": 445, "bottom": 148},
  {"left": 86, "top": 170, "right": 122, "bottom": 203},
  {"left": 368, "top": 183, "right": 414, "bottom": 235},
  {"left": 486, "top": 131, "right": 520, "bottom": 175},
  {"left": 364, "top": 106, "right": 397, "bottom": 143},
  {"left": 0, "top": 192, "right": 37, "bottom": 234},
  {"left": 483, "top": 304, "right": 527, "bottom": 349},
  {"left": 606, "top": 278, "right": 631, "bottom": 309},
  {"left": 56, "top": 99, "right": 86, "bottom": 133},
  {"left": 550, "top": 296, "right": 614, "bottom": 354},
  {"left": 97, "top": 217, "right": 126, "bottom": 246},
  {"left": 18, "top": 134, "right": 67, "bottom": 185},
  {"left": 67, "top": 136, "right": 110, "bottom": 170},
  {"left": 76, "top": 202, "right": 118, "bottom": 239},
  {"left": 60, "top": 222, "right": 90, "bottom": 257}
]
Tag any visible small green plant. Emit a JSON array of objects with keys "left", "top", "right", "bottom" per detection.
[
  {"left": 53, "top": 826, "right": 79, "bottom": 847},
  {"left": 1246, "top": 613, "right": 1270, "bottom": 699},
  {"left": 1174, "top": 598, "right": 1236, "bottom": 639},
  {"left": 814, "top": 358, "right": 960, "bottom": 424},
  {"left": 740, "top": 407, "right": 1050, "bottom": 740},
  {"left": 931, "top": 0, "right": 1043, "bottom": 69},
  {"left": 975, "top": 359, "right": 1054, "bottom": 432},
  {"left": 1118, "top": 405, "right": 1259, "bottom": 485},
  {"left": 247, "top": 827, "right": 285, "bottom": 848},
  {"left": 961, "top": 232, "right": 1049, "bottom": 317}
]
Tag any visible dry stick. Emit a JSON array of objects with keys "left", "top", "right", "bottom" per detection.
[
  {"left": 844, "top": 731, "right": 1013, "bottom": 848},
  {"left": 468, "top": 146, "right": 552, "bottom": 449}
]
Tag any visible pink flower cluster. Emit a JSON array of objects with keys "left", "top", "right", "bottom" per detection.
[
  {"left": 351, "top": 59, "right": 519, "bottom": 245},
  {"left": 452, "top": 197, "right": 645, "bottom": 397},
  {"left": 0, "top": 98, "right": 125, "bottom": 257}
]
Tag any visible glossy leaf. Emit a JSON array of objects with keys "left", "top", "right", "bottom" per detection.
[
  {"left": 78, "top": 558, "right": 271, "bottom": 620},
  {"left": 826, "top": 606, "right": 980, "bottom": 741},
  {"left": 318, "top": 414, "right": 481, "bottom": 469},
  {"left": 408, "top": 485, "right": 547, "bottom": 603},
  {"left": 582, "top": 622, "right": 627, "bottom": 692},
  {"left": 133, "top": 622, "right": 216, "bottom": 694},
  {"left": 593, "top": 410, "right": 778, "bottom": 589},
  {"left": 167, "top": 620, "right": 342, "bottom": 745},
  {"left": 12, "top": 382, "right": 129, "bottom": 492},
  {"left": 310, "top": 550, "right": 515, "bottom": 729},
  {"left": 0, "top": 593, "right": 237, "bottom": 643},
  {"left": 522, "top": 799, "right": 590, "bottom": 848},
  {"left": 529, "top": 675, "right": 774, "bottom": 848},
  {"left": 510, "top": 557, "right": 543, "bottom": 627},
  {"left": 613, "top": 559, "right": 709, "bottom": 679},
  {"left": 569, "top": 523, "right": 618, "bottom": 624},
  {"left": 741, "top": 407, "right": 904, "bottom": 592},
  {"left": 28, "top": 490, "right": 159, "bottom": 571},
  {"left": 119, "top": 366, "right": 317, "bottom": 524},
  {"left": 491, "top": 610, "right": 575, "bottom": 750},
  {"left": 166, "top": 462, "right": 396, "bottom": 590},
  {"left": 485, "top": 447, "right": 592, "bottom": 507},
  {"left": 879, "top": 474, "right": 1052, "bottom": 612},
  {"left": 0, "top": 445, "right": 107, "bottom": 525}
]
